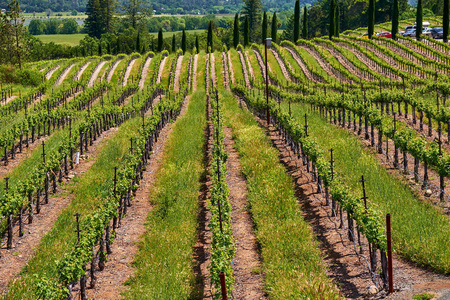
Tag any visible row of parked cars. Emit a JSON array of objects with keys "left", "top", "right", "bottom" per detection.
[
  {"left": 361, "top": 22, "right": 445, "bottom": 39},
  {"left": 400, "top": 25, "right": 443, "bottom": 39}
]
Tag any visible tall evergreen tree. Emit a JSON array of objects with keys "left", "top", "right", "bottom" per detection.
[
  {"left": 302, "top": 6, "right": 308, "bottom": 39},
  {"left": 207, "top": 20, "right": 213, "bottom": 51},
  {"left": 241, "top": 0, "right": 263, "bottom": 43},
  {"left": 243, "top": 16, "right": 249, "bottom": 47},
  {"left": 335, "top": 5, "right": 340, "bottom": 38},
  {"left": 1, "top": 0, "right": 25, "bottom": 67},
  {"left": 392, "top": 0, "right": 399, "bottom": 40},
  {"left": 445, "top": 0, "right": 449, "bottom": 42},
  {"left": 172, "top": 34, "right": 176, "bottom": 52},
  {"left": 233, "top": 13, "right": 240, "bottom": 48},
  {"left": 416, "top": 0, "right": 423, "bottom": 41},
  {"left": 368, "top": 0, "right": 375, "bottom": 38},
  {"left": 136, "top": 31, "right": 140, "bottom": 52},
  {"left": 262, "top": 11, "right": 268, "bottom": 43},
  {"left": 195, "top": 35, "right": 200, "bottom": 53},
  {"left": 157, "top": 28, "right": 163, "bottom": 52},
  {"left": 107, "top": 42, "right": 111, "bottom": 54},
  {"left": 85, "top": 0, "right": 102, "bottom": 38},
  {"left": 116, "top": 37, "right": 121, "bottom": 54},
  {"left": 281, "top": 13, "right": 295, "bottom": 42},
  {"left": 271, "top": 12, "right": 278, "bottom": 43},
  {"left": 98, "top": 42, "right": 102, "bottom": 55},
  {"left": 181, "top": 29, "right": 186, "bottom": 54},
  {"left": 293, "top": 0, "right": 300, "bottom": 43},
  {"left": 123, "top": 0, "right": 151, "bottom": 29},
  {"left": 329, "top": 0, "right": 335, "bottom": 39}
]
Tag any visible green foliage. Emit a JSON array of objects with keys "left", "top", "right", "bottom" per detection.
[
  {"left": 233, "top": 13, "right": 240, "bottom": 48},
  {"left": 261, "top": 11, "right": 267, "bottom": 44},
  {"left": 413, "top": 293, "right": 435, "bottom": 300},
  {"left": 392, "top": 0, "right": 399, "bottom": 39},
  {"left": 294, "top": 0, "right": 300, "bottom": 43},
  {"left": 271, "top": 12, "right": 278, "bottom": 43},
  {"left": 416, "top": 0, "right": 423, "bottom": 40},
  {"left": 443, "top": 0, "right": 449, "bottom": 42},
  {"left": 329, "top": 0, "right": 335, "bottom": 39},
  {"left": 243, "top": 16, "right": 249, "bottom": 47},
  {"left": 302, "top": 7, "right": 308, "bottom": 39},
  {"left": 241, "top": 0, "right": 263, "bottom": 43},
  {"left": 368, "top": 0, "right": 375, "bottom": 38}
]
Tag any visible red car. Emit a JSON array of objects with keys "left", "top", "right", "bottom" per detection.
[{"left": 376, "top": 32, "right": 392, "bottom": 38}]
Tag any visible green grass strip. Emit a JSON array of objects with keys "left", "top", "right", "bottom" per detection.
[
  {"left": 220, "top": 89, "right": 341, "bottom": 299},
  {"left": 124, "top": 90, "right": 206, "bottom": 299},
  {"left": 285, "top": 101, "right": 450, "bottom": 274}
]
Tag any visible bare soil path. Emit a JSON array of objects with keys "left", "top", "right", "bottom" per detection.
[
  {"left": 138, "top": 56, "right": 152, "bottom": 90},
  {"left": 122, "top": 59, "right": 137, "bottom": 87},
  {"left": 0, "top": 127, "right": 120, "bottom": 295},
  {"left": 55, "top": 64, "right": 75, "bottom": 86},
  {"left": 74, "top": 62, "right": 91, "bottom": 82},
  {"left": 283, "top": 46, "right": 319, "bottom": 82},
  {"left": 238, "top": 51, "right": 251, "bottom": 89},
  {"left": 45, "top": 65, "right": 60, "bottom": 80},
  {"left": 156, "top": 57, "right": 168, "bottom": 84},
  {"left": 224, "top": 126, "right": 267, "bottom": 299},
  {"left": 88, "top": 61, "right": 107, "bottom": 88},
  {"left": 86, "top": 94, "right": 192, "bottom": 300},
  {"left": 106, "top": 60, "right": 122, "bottom": 83},
  {"left": 269, "top": 48, "right": 292, "bottom": 82},
  {"left": 173, "top": 55, "right": 184, "bottom": 93}
]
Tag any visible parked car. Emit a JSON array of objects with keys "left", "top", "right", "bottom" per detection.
[
  {"left": 376, "top": 31, "right": 392, "bottom": 38},
  {"left": 403, "top": 29, "right": 416, "bottom": 37},
  {"left": 423, "top": 28, "right": 433, "bottom": 37},
  {"left": 431, "top": 27, "right": 443, "bottom": 39}
]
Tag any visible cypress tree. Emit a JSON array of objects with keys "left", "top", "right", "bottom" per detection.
[
  {"left": 302, "top": 6, "right": 308, "bottom": 39},
  {"left": 195, "top": 35, "right": 200, "bottom": 53},
  {"left": 107, "top": 42, "right": 111, "bottom": 54},
  {"left": 392, "top": 0, "right": 399, "bottom": 40},
  {"left": 233, "top": 13, "right": 239, "bottom": 48},
  {"left": 271, "top": 12, "right": 278, "bottom": 43},
  {"left": 136, "top": 31, "right": 140, "bottom": 52},
  {"left": 141, "top": 44, "right": 146, "bottom": 54},
  {"left": 207, "top": 20, "right": 213, "bottom": 52},
  {"left": 293, "top": 0, "right": 300, "bottom": 43},
  {"left": 262, "top": 11, "right": 267, "bottom": 44},
  {"left": 329, "top": 0, "right": 335, "bottom": 39},
  {"left": 335, "top": 5, "right": 340, "bottom": 38},
  {"left": 445, "top": 0, "right": 449, "bottom": 42},
  {"left": 116, "top": 38, "right": 120, "bottom": 54},
  {"left": 98, "top": 42, "right": 102, "bottom": 55},
  {"left": 416, "top": 0, "right": 423, "bottom": 41},
  {"left": 368, "top": 0, "right": 375, "bottom": 38},
  {"left": 172, "top": 34, "right": 176, "bottom": 52},
  {"left": 157, "top": 28, "right": 163, "bottom": 52},
  {"left": 244, "top": 16, "right": 249, "bottom": 47},
  {"left": 181, "top": 29, "right": 186, "bottom": 54}
]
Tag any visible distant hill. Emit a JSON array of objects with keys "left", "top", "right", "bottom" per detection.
[{"left": 2, "top": 0, "right": 316, "bottom": 14}]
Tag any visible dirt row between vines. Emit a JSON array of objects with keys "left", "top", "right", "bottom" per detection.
[
  {"left": 84, "top": 56, "right": 199, "bottom": 299},
  {"left": 138, "top": 56, "right": 152, "bottom": 90},
  {"left": 86, "top": 96, "right": 190, "bottom": 299},
  {"left": 0, "top": 126, "right": 120, "bottom": 295},
  {"left": 234, "top": 98, "right": 450, "bottom": 299},
  {"left": 55, "top": 64, "right": 75, "bottom": 86},
  {"left": 87, "top": 61, "right": 108, "bottom": 88}
]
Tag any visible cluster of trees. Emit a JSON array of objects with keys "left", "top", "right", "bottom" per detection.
[{"left": 28, "top": 19, "right": 79, "bottom": 35}]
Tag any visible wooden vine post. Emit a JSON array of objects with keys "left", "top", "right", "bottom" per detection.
[
  {"left": 219, "top": 271, "right": 228, "bottom": 300},
  {"left": 386, "top": 213, "right": 394, "bottom": 294}
]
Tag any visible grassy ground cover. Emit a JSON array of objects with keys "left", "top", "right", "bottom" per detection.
[
  {"left": 245, "top": 50, "right": 264, "bottom": 84},
  {"left": 229, "top": 49, "right": 244, "bottom": 84},
  {"left": 283, "top": 100, "right": 450, "bottom": 274},
  {"left": 292, "top": 45, "right": 330, "bottom": 80},
  {"left": 5, "top": 116, "right": 143, "bottom": 299},
  {"left": 220, "top": 89, "right": 341, "bottom": 299},
  {"left": 160, "top": 55, "right": 175, "bottom": 89},
  {"left": 35, "top": 34, "right": 86, "bottom": 46},
  {"left": 277, "top": 46, "right": 308, "bottom": 81},
  {"left": 127, "top": 57, "right": 143, "bottom": 86},
  {"left": 124, "top": 90, "right": 207, "bottom": 299}
]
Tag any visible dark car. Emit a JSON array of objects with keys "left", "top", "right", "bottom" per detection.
[
  {"left": 403, "top": 29, "right": 416, "bottom": 37},
  {"left": 376, "top": 32, "right": 392, "bottom": 38},
  {"left": 431, "top": 27, "right": 443, "bottom": 39}
]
